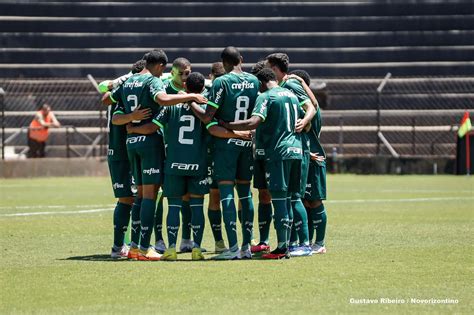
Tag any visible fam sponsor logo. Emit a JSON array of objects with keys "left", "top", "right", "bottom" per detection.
[
  {"left": 231, "top": 81, "right": 255, "bottom": 91},
  {"left": 227, "top": 138, "right": 252, "bottom": 147},
  {"left": 126, "top": 135, "right": 146, "bottom": 144},
  {"left": 143, "top": 168, "right": 160, "bottom": 175},
  {"left": 287, "top": 146, "right": 303, "bottom": 155},
  {"left": 171, "top": 163, "right": 199, "bottom": 171}
]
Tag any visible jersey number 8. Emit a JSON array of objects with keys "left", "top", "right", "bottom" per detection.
[{"left": 234, "top": 96, "right": 250, "bottom": 122}]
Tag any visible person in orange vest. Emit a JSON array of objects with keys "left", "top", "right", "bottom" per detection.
[{"left": 28, "top": 103, "right": 61, "bottom": 158}]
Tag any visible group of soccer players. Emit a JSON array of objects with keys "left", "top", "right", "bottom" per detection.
[{"left": 100, "top": 46, "right": 328, "bottom": 260}]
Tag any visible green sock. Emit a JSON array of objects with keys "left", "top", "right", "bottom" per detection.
[
  {"left": 181, "top": 200, "right": 192, "bottom": 240},
  {"left": 289, "top": 222, "right": 298, "bottom": 246},
  {"left": 218, "top": 183, "right": 238, "bottom": 251},
  {"left": 271, "top": 191, "right": 289, "bottom": 249},
  {"left": 312, "top": 203, "right": 327, "bottom": 247},
  {"left": 306, "top": 206, "right": 314, "bottom": 243},
  {"left": 166, "top": 198, "right": 182, "bottom": 248},
  {"left": 292, "top": 196, "right": 309, "bottom": 245},
  {"left": 190, "top": 198, "right": 205, "bottom": 247},
  {"left": 207, "top": 208, "right": 223, "bottom": 242},
  {"left": 236, "top": 183, "right": 254, "bottom": 250},
  {"left": 286, "top": 196, "right": 293, "bottom": 247},
  {"left": 113, "top": 202, "right": 131, "bottom": 248},
  {"left": 258, "top": 203, "right": 272, "bottom": 244},
  {"left": 130, "top": 198, "right": 141, "bottom": 248},
  {"left": 154, "top": 195, "right": 164, "bottom": 243},
  {"left": 139, "top": 198, "right": 156, "bottom": 250}
]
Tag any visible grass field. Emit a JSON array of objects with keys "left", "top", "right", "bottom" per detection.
[{"left": 0, "top": 175, "right": 473, "bottom": 314}]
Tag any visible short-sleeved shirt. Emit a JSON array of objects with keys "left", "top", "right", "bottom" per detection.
[
  {"left": 153, "top": 104, "right": 208, "bottom": 176},
  {"left": 252, "top": 86, "right": 302, "bottom": 162},
  {"left": 111, "top": 73, "right": 165, "bottom": 148},
  {"left": 206, "top": 72, "right": 259, "bottom": 150}
]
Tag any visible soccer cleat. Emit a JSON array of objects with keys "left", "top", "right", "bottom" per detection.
[
  {"left": 161, "top": 248, "right": 177, "bottom": 261},
  {"left": 261, "top": 247, "right": 290, "bottom": 260},
  {"left": 311, "top": 244, "right": 327, "bottom": 254},
  {"left": 251, "top": 242, "right": 270, "bottom": 254},
  {"left": 289, "top": 245, "right": 313, "bottom": 257},
  {"left": 137, "top": 247, "right": 162, "bottom": 261},
  {"left": 215, "top": 240, "right": 228, "bottom": 253},
  {"left": 211, "top": 249, "right": 241, "bottom": 260},
  {"left": 111, "top": 245, "right": 129, "bottom": 259},
  {"left": 154, "top": 240, "right": 167, "bottom": 254},
  {"left": 127, "top": 247, "right": 140, "bottom": 260},
  {"left": 239, "top": 248, "right": 252, "bottom": 259},
  {"left": 191, "top": 248, "right": 205, "bottom": 261},
  {"left": 179, "top": 239, "right": 194, "bottom": 253}
]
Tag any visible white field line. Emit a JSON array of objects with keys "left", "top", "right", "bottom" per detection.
[
  {"left": 0, "top": 204, "right": 115, "bottom": 210},
  {"left": 1, "top": 197, "right": 473, "bottom": 218},
  {"left": 0, "top": 207, "right": 114, "bottom": 217},
  {"left": 326, "top": 196, "right": 474, "bottom": 204}
]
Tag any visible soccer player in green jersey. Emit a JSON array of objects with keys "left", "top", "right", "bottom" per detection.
[
  {"left": 265, "top": 53, "right": 316, "bottom": 257},
  {"left": 99, "top": 59, "right": 149, "bottom": 259},
  {"left": 153, "top": 57, "right": 194, "bottom": 254},
  {"left": 221, "top": 68, "right": 304, "bottom": 259},
  {"left": 128, "top": 72, "right": 251, "bottom": 260},
  {"left": 191, "top": 47, "right": 260, "bottom": 260},
  {"left": 102, "top": 49, "right": 207, "bottom": 261},
  {"left": 288, "top": 69, "right": 328, "bottom": 254}
]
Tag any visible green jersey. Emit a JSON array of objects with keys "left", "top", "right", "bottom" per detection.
[
  {"left": 252, "top": 86, "right": 303, "bottom": 162},
  {"left": 163, "top": 78, "right": 185, "bottom": 95},
  {"left": 207, "top": 72, "right": 259, "bottom": 150},
  {"left": 153, "top": 104, "right": 208, "bottom": 176},
  {"left": 280, "top": 79, "right": 311, "bottom": 152},
  {"left": 107, "top": 103, "right": 128, "bottom": 161},
  {"left": 111, "top": 73, "right": 165, "bottom": 148}
]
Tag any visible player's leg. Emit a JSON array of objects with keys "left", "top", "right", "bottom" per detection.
[
  {"left": 212, "top": 149, "right": 240, "bottom": 260},
  {"left": 137, "top": 145, "right": 164, "bottom": 261},
  {"left": 162, "top": 174, "right": 185, "bottom": 261},
  {"left": 235, "top": 150, "right": 255, "bottom": 258},
  {"left": 188, "top": 174, "right": 209, "bottom": 260},
  {"left": 108, "top": 159, "right": 134, "bottom": 259},
  {"left": 262, "top": 160, "right": 293, "bottom": 259},
  {"left": 251, "top": 158, "right": 272, "bottom": 253},
  {"left": 179, "top": 193, "right": 193, "bottom": 252},
  {"left": 126, "top": 149, "right": 142, "bottom": 259},
  {"left": 153, "top": 193, "right": 166, "bottom": 253},
  {"left": 208, "top": 187, "right": 227, "bottom": 253},
  {"left": 307, "top": 161, "right": 328, "bottom": 254}
]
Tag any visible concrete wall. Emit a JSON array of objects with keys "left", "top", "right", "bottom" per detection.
[{"left": 0, "top": 158, "right": 109, "bottom": 178}]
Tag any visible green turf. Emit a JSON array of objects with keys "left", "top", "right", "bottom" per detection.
[{"left": 0, "top": 175, "right": 472, "bottom": 314}]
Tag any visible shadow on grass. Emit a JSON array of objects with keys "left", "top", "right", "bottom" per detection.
[{"left": 60, "top": 254, "right": 262, "bottom": 262}]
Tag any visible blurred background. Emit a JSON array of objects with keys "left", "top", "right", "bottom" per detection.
[{"left": 0, "top": 0, "right": 473, "bottom": 175}]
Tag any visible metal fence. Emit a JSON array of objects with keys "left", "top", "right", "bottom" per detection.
[{"left": 0, "top": 76, "right": 472, "bottom": 160}]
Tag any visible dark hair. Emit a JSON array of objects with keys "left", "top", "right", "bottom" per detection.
[
  {"left": 266, "top": 53, "right": 289, "bottom": 73},
  {"left": 256, "top": 68, "right": 277, "bottom": 83},
  {"left": 172, "top": 57, "right": 191, "bottom": 69},
  {"left": 221, "top": 46, "right": 241, "bottom": 66},
  {"left": 211, "top": 62, "right": 225, "bottom": 78},
  {"left": 145, "top": 49, "right": 168, "bottom": 69},
  {"left": 131, "top": 59, "right": 146, "bottom": 74},
  {"left": 250, "top": 60, "right": 266, "bottom": 75},
  {"left": 186, "top": 72, "right": 205, "bottom": 93},
  {"left": 289, "top": 69, "right": 311, "bottom": 86}
]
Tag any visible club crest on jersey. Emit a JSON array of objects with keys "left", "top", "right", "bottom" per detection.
[
  {"left": 231, "top": 81, "right": 255, "bottom": 91},
  {"left": 171, "top": 163, "right": 199, "bottom": 171},
  {"left": 228, "top": 138, "right": 252, "bottom": 147}
]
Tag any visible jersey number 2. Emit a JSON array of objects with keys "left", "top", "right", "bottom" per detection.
[{"left": 179, "top": 115, "right": 195, "bottom": 145}]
